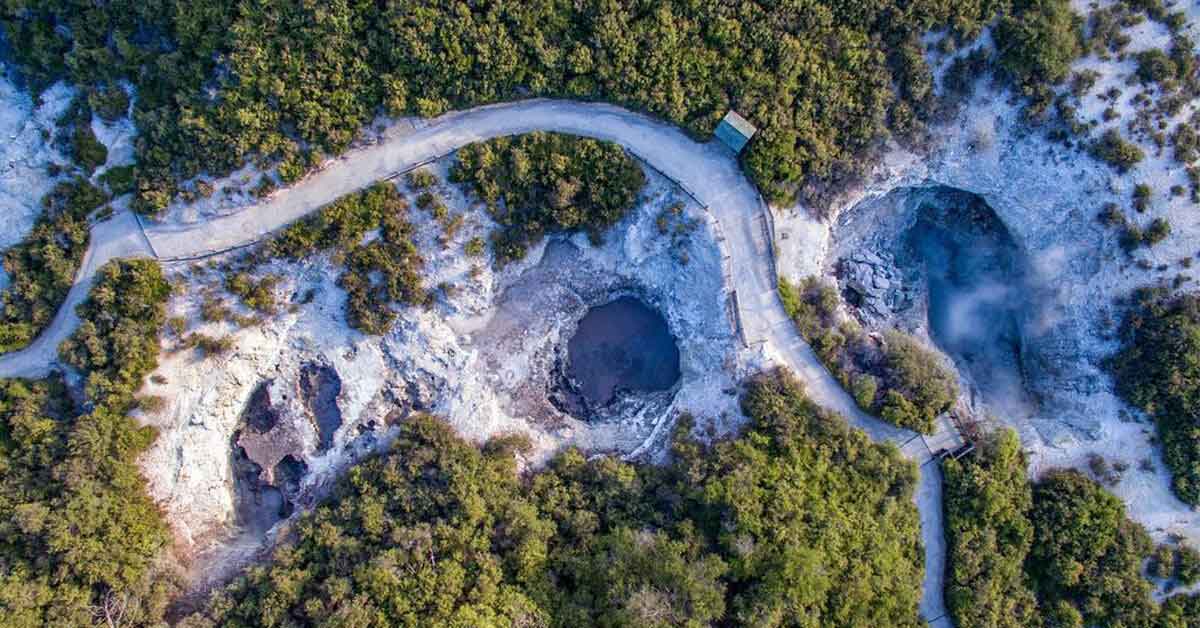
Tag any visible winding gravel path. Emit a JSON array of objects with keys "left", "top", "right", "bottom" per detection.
[{"left": 0, "top": 99, "right": 954, "bottom": 626}]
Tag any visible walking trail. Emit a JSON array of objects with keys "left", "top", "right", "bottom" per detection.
[{"left": 0, "top": 99, "right": 955, "bottom": 627}]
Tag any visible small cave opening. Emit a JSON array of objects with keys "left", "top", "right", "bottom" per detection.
[
  {"left": 901, "top": 186, "right": 1034, "bottom": 417},
  {"left": 300, "top": 364, "right": 342, "bottom": 452},
  {"left": 560, "top": 296, "right": 681, "bottom": 416}
]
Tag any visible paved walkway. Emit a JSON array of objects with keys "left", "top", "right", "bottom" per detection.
[{"left": 0, "top": 99, "right": 954, "bottom": 626}]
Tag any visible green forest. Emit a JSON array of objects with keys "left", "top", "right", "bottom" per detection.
[
  {"left": 180, "top": 369, "right": 927, "bottom": 627},
  {"left": 2, "top": 0, "right": 1020, "bottom": 216},
  {"left": 0, "top": 259, "right": 176, "bottom": 627},
  {"left": 451, "top": 132, "right": 646, "bottom": 264},
  {"left": 944, "top": 429, "right": 1200, "bottom": 628},
  {"left": 0, "top": 0, "right": 1100, "bottom": 355}
]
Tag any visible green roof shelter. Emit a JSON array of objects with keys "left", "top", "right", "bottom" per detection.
[{"left": 714, "top": 110, "right": 757, "bottom": 154}]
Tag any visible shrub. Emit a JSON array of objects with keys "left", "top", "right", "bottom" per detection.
[
  {"left": 0, "top": 178, "right": 107, "bottom": 353},
  {"left": 1178, "top": 544, "right": 1200, "bottom": 586},
  {"left": 1110, "top": 288, "right": 1200, "bottom": 504},
  {"left": 1144, "top": 217, "right": 1171, "bottom": 246},
  {"left": 1150, "top": 544, "right": 1176, "bottom": 579},
  {"left": 271, "top": 183, "right": 425, "bottom": 334},
  {"left": 878, "top": 331, "right": 959, "bottom": 433},
  {"left": 99, "top": 164, "right": 136, "bottom": 196},
  {"left": 185, "top": 333, "right": 235, "bottom": 357},
  {"left": 59, "top": 258, "right": 170, "bottom": 407},
  {"left": 1135, "top": 48, "right": 1177, "bottom": 85},
  {"left": 87, "top": 83, "right": 130, "bottom": 122},
  {"left": 464, "top": 235, "right": 486, "bottom": 257},
  {"left": 1133, "top": 183, "right": 1152, "bottom": 212},
  {"left": 451, "top": 132, "right": 646, "bottom": 265},
  {"left": 778, "top": 276, "right": 956, "bottom": 433},
  {"left": 1092, "top": 129, "right": 1145, "bottom": 171},
  {"left": 1028, "top": 470, "right": 1156, "bottom": 626},
  {"left": 71, "top": 123, "right": 108, "bottom": 173},
  {"left": 995, "top": 0, "right": 1083, "bottom": 91},
  {"left": 405, "top": 168, "right": 438, "bottom": 190},
  {"left": 225, "top": 272, "right": 280, "bottom": 314}
]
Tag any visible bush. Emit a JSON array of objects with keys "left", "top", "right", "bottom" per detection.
[
  {"left": 225, "top": 272, "right": 280, "bottom": 314},
  {"left": 995, "top": 0, "right": 1084, "bottom": 91},
  {"left": 71, "top": 122, "right": 107, "bottom": 174},
  {"left": 451, "top": 132, "right": 646, "bottom": 265},
  {"left": 1110, "top": 288, "right": 1200, "bottom": 505},
  {"left": 59, "top": 258, "right": 170, "bottom": 408},
  {"left": 1178, "top": 544, "right": 1200, "bottom": 586},
  {"left": 405, "top": 168, "right": 438, "bottom": 190},
  {"left": 99, "top": 164, "right": 136, "bottom": 196},
  {"left": 270, "top": 183, "right": 425, "bottom": 334},
  {"left": 464, "top": 235, "right": 486, "bottom": 257},
  {"left": 1028, "top": 470, "right": 1156, "bottom": 626},
  {"left": 185, "top": 368, "right": 926, "bottom": 626},
  {"left": 778, "top": 276, "right": 956, "bottom": 433},
  {"left": 1092, "top": 129, "right": 1146, "bottom": 171},
  {"left": 87, "top": 83, "right": 130, "bottom": 122},
  {"left": 878, "top": 331, "right": 959, "bottom": 433},
  {"left": 945, "top": 436, "right": 1200, "bottom": 627}
]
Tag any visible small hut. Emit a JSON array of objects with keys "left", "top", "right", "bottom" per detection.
[{"left": 714, "top": 110, "right": 757, "bottom": 154}]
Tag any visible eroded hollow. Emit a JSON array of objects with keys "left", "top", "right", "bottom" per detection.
[
  {"left": 565, "top": 296, "right": 681, "bottom": 409},
  {"left": 900, "top": 186, "right": 1033, "bottom": 416}
]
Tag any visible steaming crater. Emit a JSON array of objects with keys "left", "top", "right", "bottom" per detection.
[
  {"left": 902, "top": 187, "right": 1033, "bottom": 418},
  {"left": 831, "top": 185, "right": 1036, "bottom": 420}
]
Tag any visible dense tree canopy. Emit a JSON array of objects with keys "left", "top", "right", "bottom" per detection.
[
  {"left": 944, "top": 429, "right": 1200, "bottom": 628},
  {"left": 943, "top": 430, "right": 1041, "bottom": 628},
  {"left": 451, "top": 132, "right": 646, "bottom": 264},
  {"left": 59, "top": 258, "right": 171, "bottom": 408},
  {"left": 0, "top": 259, "right": 175, "bottom": 627},
  {"left": 3, "top": 0, "right": 1011, "bottom": 214},
  {"left": 182, "top": 368, "right": 926, "bottom": 627}
]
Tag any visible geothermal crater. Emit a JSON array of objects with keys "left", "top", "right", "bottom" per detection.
[
  {"left": 833, "top": 185, "right": 1036, "bottom": 420},
  {"left": 565, "top": 296, "right": 682, "bottom": 412}
]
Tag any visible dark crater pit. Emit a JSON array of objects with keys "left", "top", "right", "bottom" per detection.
[{"left": 559, "top": 296, "right": 681, "bottom": 417}]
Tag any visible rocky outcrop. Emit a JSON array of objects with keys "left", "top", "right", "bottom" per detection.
[{"left": 838, "top": 249, "right": 915, "bottom": 322}]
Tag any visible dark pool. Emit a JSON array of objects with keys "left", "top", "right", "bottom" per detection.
[{"left": 566, "top": 296, "right": 681, "bottom": 406}]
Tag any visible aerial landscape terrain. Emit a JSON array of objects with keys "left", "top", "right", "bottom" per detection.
[{"left": 6, "top": 1, "right": 1200, "bottom": 627}]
